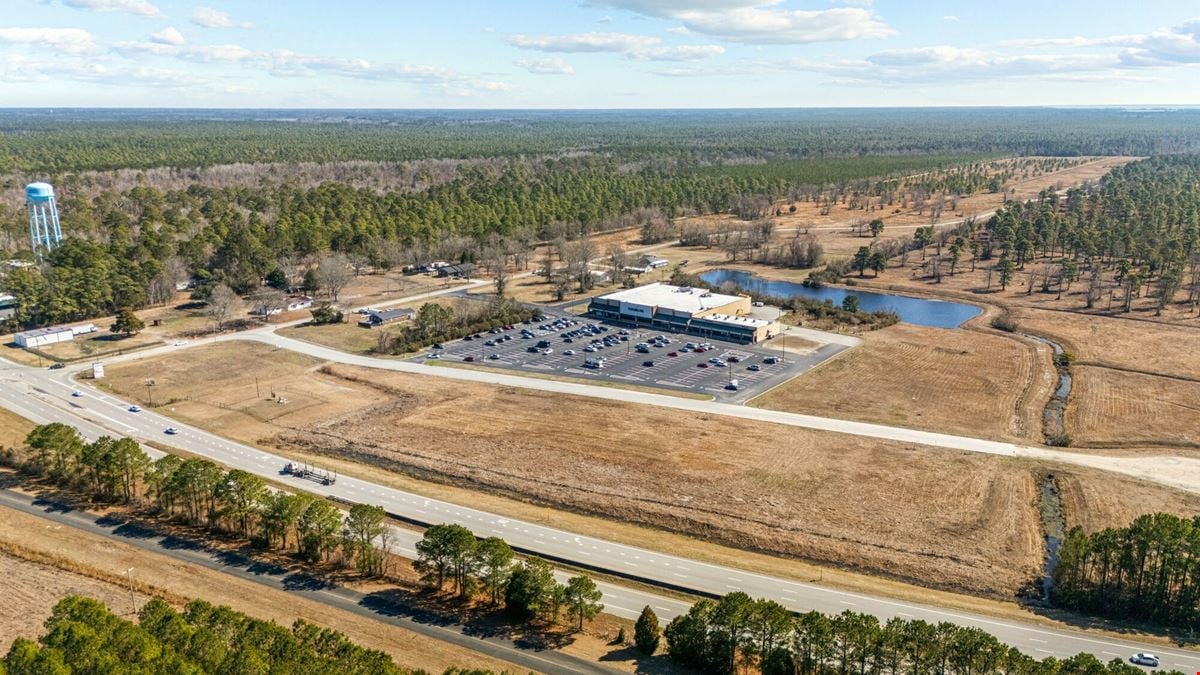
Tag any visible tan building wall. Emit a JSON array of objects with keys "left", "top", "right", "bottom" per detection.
[{"left": 693, "top": 295, "right": 752, "bottom": 319}]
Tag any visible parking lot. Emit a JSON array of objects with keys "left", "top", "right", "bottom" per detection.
[{"left": 412, "top": 311, "right": 849, "bottom": 401}]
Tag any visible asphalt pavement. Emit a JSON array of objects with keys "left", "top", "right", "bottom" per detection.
[
  {"left": 0, "top": 487, "right": 621, "bottom": 675},
  {"left": 1, "top": 359, "right": 1197, "bottom": 671}
]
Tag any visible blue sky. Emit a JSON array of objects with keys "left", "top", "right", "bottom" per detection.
[{"left": 2, "top": 0, "right": 1199, "bottom": 107}]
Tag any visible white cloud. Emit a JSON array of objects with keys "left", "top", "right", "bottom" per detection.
[
  {"left": 942, "top": 15, "right": 959, "bottom": 22},
  {"left": 631, "top": 44, "right": 725, "bottom": 60},
  {"left": 190, "top": 7, "right": 252, "bottom": 29},
  {"left": 508, "top": 32, "right": 660, "bottom": 53},
  {"left": 150, "top": 27, "right": 186, "bottom": 46},
  {"left": 996, "top": 19, "right": 1200, "bottom": 68},
  {"left": 62, "top": 0, "right": 160, "bottom": 18},
  {"left": 114, "top": 40, "right": 254, "bottom": 62},
  {"left": 0, "top": 27, "right": 98, "bottom": 55},
  {"left": 589, "top": 0, "right": 893, "bottom": 44},
  {"left": 586, "top": 0, "right": 768, "bottom": 15},
  {"left": 515, "top": 57, "right": 576, "bottom": 75},
  {"left": 0, "top": 53, "right": 209, "bottom": 88}
]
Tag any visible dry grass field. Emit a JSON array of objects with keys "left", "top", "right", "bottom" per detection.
[
  {"left": 1011, "top": 308, "right": 1200, "bottom": 377},
  {"left": 751, "top": 323, "right": 1053, "bottom": 442},
  {"left": 0, "top": 503, "right": 518, "bottom": 672},
  {"left": 0, "top": 550, "right": 155, "bottom": 653},
  {"left": 0, "top": 407, "right": 35, "bottom": 448},
  {"left": 1066, "top": 366, "right": 1200, "bottom": 449},
  {"left": 97, "top": 341, "right": 1200, "bottom": 600},
  {"left": 97, "top": 342, "right": 382, "bottom": 443}
]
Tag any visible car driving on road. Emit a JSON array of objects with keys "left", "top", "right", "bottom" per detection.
[
  {"left": 1130, "top": 654, "right": 1159, "bottom": 667},
  {"left": 128, "top": 405, "right": 141, "bottom": 412},
  {"left": 164, "top": 427, "right": 179, "bottom": 435}
]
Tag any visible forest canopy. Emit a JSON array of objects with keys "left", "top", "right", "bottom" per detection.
[{"left": 2, "top": 107, "right": 1200, "bottom": 174}]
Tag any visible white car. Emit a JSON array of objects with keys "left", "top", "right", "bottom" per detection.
[
  {"left": 71, "top": 390, "right": 83, "bottom": 397},
  {"left": 128, "top": 405, "right": 142, "bottom": 413},
  {"left": 427, "top": 353, "right": 442, "bottom": 359},
  {"left": 563, "top": 349, "right": 576, "bottom": 356},
  {"left": 1130, "top": 654, "right": 1159, "bottom": 668},
  {"left": 164, "top": 427, "right": 179, "bottom": 435},
  {"left": 540, "top": 348, "right": 553, "bottom": 355}
]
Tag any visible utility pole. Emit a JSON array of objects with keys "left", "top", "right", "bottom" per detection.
[
  {"left": 123, "top": 567, "right": 136, "bottom": 616},
  {"left": 255, "top": 376, "right": 260, "bottom": 399},
  {"left": 145, "top": 379, "right": 155, "bottom": 407}
]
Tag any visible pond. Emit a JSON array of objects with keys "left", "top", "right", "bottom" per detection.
[{"left": 697, "top": 269, "right": 982, "bottom": 329}]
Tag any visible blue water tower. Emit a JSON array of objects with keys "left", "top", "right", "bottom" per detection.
[{"left": 26, "top": 182, "right": 63, "bottom": 258}]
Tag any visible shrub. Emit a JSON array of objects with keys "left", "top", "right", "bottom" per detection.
[{"left": 990, "top": 315, "right": 1018, "bottom": 332}]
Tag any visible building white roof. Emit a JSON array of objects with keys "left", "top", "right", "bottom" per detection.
[{"left": 599, "top": 282, "right": 747, "bottom": 316}]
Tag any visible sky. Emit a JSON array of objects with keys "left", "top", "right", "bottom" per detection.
[{"left": 2, "top": 0, "right": 1200, "bottom": 108}]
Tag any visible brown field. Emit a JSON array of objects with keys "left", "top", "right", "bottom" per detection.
[
  {"left": 752, "top": 323, "right": 1052, "bottom": 442},
  {"left": 1067, "top": 366, "right": 1200, "bottom": 449},
  {"left": 0, "top": 407, "right": 35, "bottom": 448},
  {"left": 1010, "top": 308, "right": 1200, "bottom": 378},
  {"left": 0, "top": 550, "right": 155, "bottom": 653},
  {"left": 279, "top": 320, "right": 388, "bottom": 355},
  {"left": 98, "top": 341, "right": 1200, "bottom": 601},
  {"left": 0, "top": 502, "right": 516, "bottom": 672}
]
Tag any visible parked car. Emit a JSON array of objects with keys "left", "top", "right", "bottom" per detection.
[
  {"left": 747, "top": 364, "right": 761, "bottom": 372},
  {"left": 727, "top": 355, "right": 741, "bottom": 363},
  {"left": 540, "top": 348, "right": 554, "bottom": 354},
  {"left": 642, "top": 360, "right": 655, "bottom": 367},
  {"left": 694, "top": 347, "right": 706, "bottom": 354},
  {"left": 697, "top": 363, "right": 709, "bottom": 369},
  {"left": 464, "top": 355, "right": 475, "bottom": 362},
  {"left": 764, "top": 356, "right": 780, "bottom": 364},
  {"left": 432, "top": 343, "right": 444, "bottom": 349},
  {"left": 564, "top": 349, "right": 576, "bottom": 356},
  {"left": 1130, "top": 654, "right": 1159, "bottom": 668},
  {"left": 71, "top": 390, "right": 83, "bottom": 397},
  {"left": 427, "top": 353, "right": 442, "bottom": 359},
  {"left": 489, "top": 354, "right": 500, "bottom": 360},
  {"left": 668, "top": 351, "right": 678, "bottom": 357}
]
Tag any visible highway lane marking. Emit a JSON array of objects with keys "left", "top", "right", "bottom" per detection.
[
  {"left": 840, "top": 601, "right": 856, "bottom": 606},
  {"left": 26, "top": 361, "right": 1200, "bottom": 663},
  {"left": 1029, "top": 639, "right": 1047, "bottom": 644}
]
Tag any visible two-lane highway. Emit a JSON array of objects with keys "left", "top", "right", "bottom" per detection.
[{"left": 1, "top": 359, "right": 1197, "bottom": 671}]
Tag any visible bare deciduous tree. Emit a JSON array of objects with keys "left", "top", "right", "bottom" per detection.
[
  {"left": 205, "top": 283, "right": 240, "bottom": 332},
  {"left": 316, "top": 252, "right": 352, "bottom": 303}
]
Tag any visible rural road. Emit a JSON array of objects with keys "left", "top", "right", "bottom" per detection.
[
  {"left": 0, "top": 487, "right": 623, "bottom": 675},
  {"left": 2, "top": 358, "right": 1198, "bottom": 671}
]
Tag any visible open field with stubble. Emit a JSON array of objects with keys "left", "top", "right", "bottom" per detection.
[
  {"left": 751, "top": 323, "right": 1053, "bottom": 442},
  {"left": 1067, "top": 366, "right": 1200, "bottom": 449},
  {"left": 99, "top": 341, "right": 1200, "bottom": 600}
]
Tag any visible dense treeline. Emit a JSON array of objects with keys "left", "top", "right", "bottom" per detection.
[
  {"left": 5, "top": 423, "right": 394, "bottom": 573},
  {"left": 975, "top": 155, "right": 1200, "bottom": 311},
  {"left": 8, "top": 422, "right": 608, "bottom": 634},
  {"left": 0, "top": 153, "right": 974, "bottom": 329},
  {"left": 3, "top": 595, "right": 440, "bottom": 674},
  {"left": 3, "top": 108, "right": 1200, "bottom": 173},
  {"left": 660, "top": 592, "right": 1175, "bottom": 675},
  {"left": 1054, "top": 512, "right": 1200, "bottom": 629}
]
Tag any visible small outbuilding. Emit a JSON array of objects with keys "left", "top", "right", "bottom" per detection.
[
  {"left": 359, "top": 307, "right": 415, "bottom": 328},
  {"left": 15, "top": 326, "right": 74, "bottom": 348}
]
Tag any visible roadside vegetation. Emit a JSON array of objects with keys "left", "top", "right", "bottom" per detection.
[
  {"left": 3, "top": 595, "right": 425, "bottom": 674},
  {"left": 1054, "top": 512, "right": 1200, "bottom": 630},
  {"left": 660, "top": 592, "right": 1176, "bottom": 675}
]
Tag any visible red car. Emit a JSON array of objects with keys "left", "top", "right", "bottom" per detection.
[
  {"left": 668, "top": 351, "right": 678, "bottom": 357},
  {"left": 697, "top": 362, "right": 709, "bottom": 368},
  {"left": 694, "top": 347, "right": 706, "bottom": 353},
  {"left": 464, "top": 356, "right": 476, "bottom": 362}
]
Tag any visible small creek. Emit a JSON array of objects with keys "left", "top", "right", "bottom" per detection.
[
  {"left": 1022, "top": 333, "right": 1073, "bottom": 444},
  {"left": 1039, "top": 474, "right": 1067, "bottom": 602}
]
